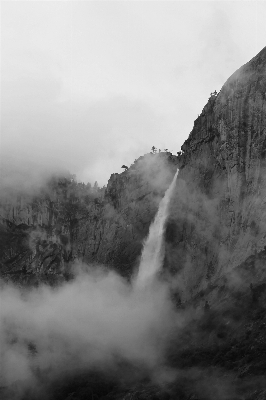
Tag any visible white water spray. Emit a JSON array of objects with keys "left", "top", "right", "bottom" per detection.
[{"left": 136, "top": 169, "right": 179, "bottom": 286}]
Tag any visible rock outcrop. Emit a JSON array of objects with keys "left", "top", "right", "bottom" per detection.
[
  {"left": 0, "top": 176, "right": 101, "bottom": 284},
  {"left": 0, "top": 153, "right": 178, "bottom": 283},
  {"left": 165, "top": 46, "right": 266, "bottom": 300}
]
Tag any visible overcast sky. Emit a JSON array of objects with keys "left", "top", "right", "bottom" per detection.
[{"left": 1, "top": 1, "right": 266, "bottom": 186}]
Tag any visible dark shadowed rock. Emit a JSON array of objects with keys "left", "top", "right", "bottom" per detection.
[{"left": 165, "top": 46, "right": 266, "bottom": 301}]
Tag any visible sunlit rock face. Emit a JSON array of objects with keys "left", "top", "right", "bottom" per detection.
[{"left": 165, "top": 46, "right": 266, "bottom": 300}]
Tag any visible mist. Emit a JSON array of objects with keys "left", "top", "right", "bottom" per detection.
[
  {"left": 1, "top": 1, "right": 266, "bottom": 186},
  {"left": 0, "top": 165, "right": 180, "bottom": 399},
  {"left": 0, "top": 265, "right": 180, "bottom": 399}
]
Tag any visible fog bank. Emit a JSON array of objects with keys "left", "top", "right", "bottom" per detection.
[{"left": 0, "top": 265, "right": 180, "bottom": 398}]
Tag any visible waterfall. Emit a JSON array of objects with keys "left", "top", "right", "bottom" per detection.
[{"left": 135, "top": 169, "right": 179, "bottom": 286}]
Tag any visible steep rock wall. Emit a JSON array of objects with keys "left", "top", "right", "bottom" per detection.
[
  {"left": 166, "top": 46, "right": 266, "bottom": 300},
  {"left": 0, "top": 178, "right": 101, "bottom": 284},
  {"left": 72, "top": 153, "right": 178, "bottom": 276},
  {"left": 0, "top": 153, "right": 177, "bottom": 283}
]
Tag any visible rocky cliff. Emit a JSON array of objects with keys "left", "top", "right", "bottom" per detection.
[
  {"left": 0, "top": 176, "right": 100, "bottom": 284},
  {"left": 0, "top": 153, "right": 177, "bottom": 284},
  {"left": 165, "top": 46, "right": 266, "bottom": 301}
]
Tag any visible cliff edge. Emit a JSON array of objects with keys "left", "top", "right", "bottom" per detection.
[{"left": 165, "top": 46, "right": 266, "bottom": 301}]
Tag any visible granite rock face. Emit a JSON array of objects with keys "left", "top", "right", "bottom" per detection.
[
  {"left": 0, "top": 177, "right": 101, "bottom": 284},
  {"left": 0, "top": 153, "right": 177, "bottom": 283},
  {"left": 75, "top": 153, "right": 178, "bottom": 275},
  {"left": 165, "top": 46, "right": 266, "bottom": 300}
]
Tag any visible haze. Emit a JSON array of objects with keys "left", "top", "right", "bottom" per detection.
[{"left": 1, "top": 1, "right": 266, "bottom": 185}]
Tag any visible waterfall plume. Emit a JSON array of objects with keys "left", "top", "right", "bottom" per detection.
[{"left": 136, "top": 169, "right": 179, "bottom": 286}]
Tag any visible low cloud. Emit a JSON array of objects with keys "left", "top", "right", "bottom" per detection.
[{"left": 0, "top": 265, "right": 179, "bottom": 399}]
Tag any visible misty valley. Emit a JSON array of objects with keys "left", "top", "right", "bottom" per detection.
[{"left": 1, "top": 47, "right": 266, "bottom": 400}]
